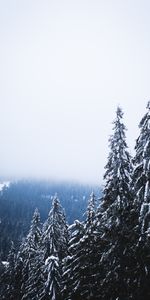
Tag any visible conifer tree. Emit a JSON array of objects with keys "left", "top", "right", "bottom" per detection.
[
  {"left": 0, "top": 254, "right": 4, "bottom": 279},
  {"left": 21, "top": 208, "right": 43, "bottom": 300},
  {"left": 98, "top": 107, "right": 134, "bottom": 300},
  {"left": 62, "top": 219, "right": 84, "bottom": 300},
  {"left": 0, "top": 257, "right": 5, "bottom": 299},
  {"left": 40, "top": 195, "right": 69, "bottom": 300},
  {"left": 63, "top": 192, "right": 99, "bottom": 300},
  {"left": 80, "top": 192, "right": 98, "bottom": 300},
  {"left": 132, "top": 101, "right": 150, "bottom": 299},
  {"left": 102, "top": 106, "right": 132, "bottom": 212},
  {"left": 133, "top": 101, "right": 150, "bottom": 224},
  {"left": 40, "top": 255, "right": 62, "bottom": 300},
  {"left": 2, "top": 208, "right": 43, "bottom": 300},
  {"left": 42, "top": 195, "right": 68, "bottom": 261},
  {"left": 0, "top": 242, "right": 17, "bottom": 300}
]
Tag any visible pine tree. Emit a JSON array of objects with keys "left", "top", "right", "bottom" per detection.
[
  {"left": 5, "top": 242, "right": 16, "bottom": 299},
  {"left": 42, "top": 194, "right": 68, "bottom": 261},
  {"left": 97, "top": 107, "right": 134, "bottom": 300},
  {"left": 40, "top": 255, "right": 62, "bottom": 300},
  {"left": 102, "top": 106, "right": 132, "bottom": 212},
  {"left": 132, "top": 101, "right": 150, "bottom": 299},
  {"left": 0, "top": 254, "right": 5, "bottom": 299},
  {"left": 20, "top": 208, "right": 43, "bottom": 300},
  {"left": 63, "top": 192, "right": 99, "bottom": 300},
  {"left": 0, "top": 241, "right": 21, "bottom": 300},
  {"left": 62, "top": 219, "right": 84, "bottom": 300},
  {"left": 80, "top": 192, "right": 98, "bottom": 300},
  {"left": 40, "top": 195, "right": 69, "bottom": 300},
  {"left": 133, "top": 101, "right": 150, "bottom": 223}
]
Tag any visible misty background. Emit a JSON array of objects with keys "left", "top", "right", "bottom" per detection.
[{"left": 0, "top": 0, "right": 150, "bottom": 184}]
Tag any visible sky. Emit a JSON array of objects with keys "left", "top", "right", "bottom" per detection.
[{"left": 0, "top": 0, "right": 150, "bottom": 184}]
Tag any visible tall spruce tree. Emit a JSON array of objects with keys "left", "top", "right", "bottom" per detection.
[
  {"left": 133, "top": 101, "right": 150, "bottom": 222},
  {"left": 62, "top": 219, "right": 85, "bottom": 300},
  {"left": 98, "top": 107, "right": 134, "bottom": 300},
  {"left": 132, "top": 101, "right": 150, "bottom": 299},
  {"left": 80, "top": 192, "right": 98, "bottom": 300},
  {"left": 21, "top": 208, "right": 43, "bottom": 300},
  {"left": 0, "top": 242, "right": 17, "bottom": 300},
  {"left": 63, "top": 192, "right": 99, "bottom": 300},
  {"left": 102, "top": 106, "right": 132, "bottom": 212},
  {"left": 42, "top": 194, "right": 68, "bottom": 261},
  {"left": 1, "top": 209, "right": 43, "bottom": 300},
  {"left": 40, "top": 195, "right": 69, "bottom": 300}
]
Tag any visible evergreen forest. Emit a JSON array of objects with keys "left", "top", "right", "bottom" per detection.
[
  {"left": 0, "top": 180, "right": 97, "bottom": 260},
  {"left": 1, "top": 103, "right": 150, "bottom": 300}
]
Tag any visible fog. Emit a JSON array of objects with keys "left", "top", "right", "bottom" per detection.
[{"left": 0, "top": 0, "right": 150, "bottom": 184}]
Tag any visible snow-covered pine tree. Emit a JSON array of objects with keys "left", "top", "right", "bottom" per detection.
[
  {"left": 0, "top": 257, "right": 5, "bottom": 299},
  {"left": 63, "top": 192, "right": 99, "bottom": 300},
  {"left": 132, "top": 101, "right": 150, "bottom": 299},
  {"left": 62, "top": 219, "right": 84, "bottom": 300},
  {"left": 42, "top": 194, "right": 68, "bottom": 261},
  {"left": 133, "top": 101, "right": 150, "bottom": 228},
  {"left": 0, "top": 257, "right": 4, "bottom": 288},
  {"left": 0, "top": 241, "right": 17, "bottom": 300},
  {"left": 80, "top": 192, "right": 98, "bottom": 300},
  {"left": 40, "top": 255, "right": 62, "bottom": 300},
  {"left": 21, "top": 208, "right": 43, "bottom": 300},
  {"left": 102, "top": 106, "right": 133, "bottom": 212},
  {"left": 40, "top": 195, "right": 69, "bottom": 300},
  {"left": 97, "top": 107, "right": 134, "bottom": 300},
  {"left": 0, "top": 210, "right": 43, "bottom": 300}
]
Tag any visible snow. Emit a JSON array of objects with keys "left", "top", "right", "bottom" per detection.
[
  {"left": 45, "top": 255, "right": 58, "bottom": 265},
  {"left": 144, "top": 181, "right": 149, "bottom": 202},
  {"left": 0, "top": 181, "right": 10, "bottom": 191},
  {"left": 143, "top": 140, "right": 149, "bottom": 157},
  {"left": 2, "top": 261, "right": 9, "bottom": 267}
]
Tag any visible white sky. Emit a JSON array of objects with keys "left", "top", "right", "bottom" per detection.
[{"left": 0, "top": 0, "right": 150, "bottom": 184}]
